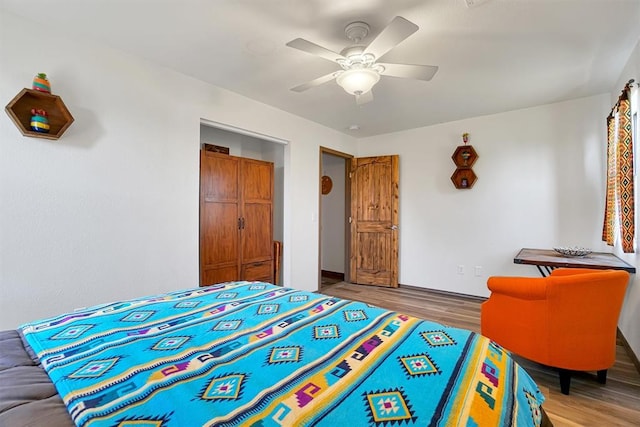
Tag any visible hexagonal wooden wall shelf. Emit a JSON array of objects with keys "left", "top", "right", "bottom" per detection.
[
  {"left": 451, "top": 145, "right": 479, "bottom": 168},
  {"left": 5, "top": 88, "right": 74, "bottom": 140},
  {"left": 451, "top": 168, "right": 477, "bottom": 189},
  {"left": 451, "top": 144, "right": 479, "bottom": 189}
]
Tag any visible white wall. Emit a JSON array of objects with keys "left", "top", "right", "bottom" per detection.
[
  {"left": 610, "top": 38, "right": 640, "bottom": 360},
  {"left": 321, "top": 153, "right": 346, "bottom": 274},
  {"left": 0, "top": 11, "right": 356, "bottom": 329},
  {"left": 357, "top": 94, "right": 611, "bottom": 297},
  {"left": 200, "top": 125, "right": 283, "bottom": 161}
]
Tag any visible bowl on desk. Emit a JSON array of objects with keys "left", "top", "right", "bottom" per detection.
[{"left": 553, "top": 247, "right": 592, "bottom": 257}]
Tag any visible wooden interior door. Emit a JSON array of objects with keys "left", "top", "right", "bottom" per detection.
[
  {"left": 200, "top": 151, "right": 240, "bottom": 285},
  {"left": 350, "top": 155, "right": 399, "bottom": 287}
]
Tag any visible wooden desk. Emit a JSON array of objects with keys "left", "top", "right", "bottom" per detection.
[{"left": 514, "top": 248, "right": 636, "bottom": 277}]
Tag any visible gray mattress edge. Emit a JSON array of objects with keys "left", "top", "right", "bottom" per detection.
[{"left": 0, "top": 329, "right": 75, "bottom": 427}]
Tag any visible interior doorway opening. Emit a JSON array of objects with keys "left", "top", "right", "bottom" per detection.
[
  {"left": 319, "top": 148, "right": 352, "bottom": 289},
  {"left": 200, "top": 121, "right": 286, "bottom": 285}
]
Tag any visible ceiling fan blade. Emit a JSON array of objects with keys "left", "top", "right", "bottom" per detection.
[
  {"left": 286, "top": 38, "right": 346, "bottom": 63},
  {"left": 290, "top": 72, "right": 338, "bottom": 92},
  {"left": 378, "top": 63, "right": 439, "bottom": 81},
  {"left": 363, "top": 16, "right": 419, "bottom": 60},
  {"left": 355, "top": 90, "right": 374, "bottom": 105}
]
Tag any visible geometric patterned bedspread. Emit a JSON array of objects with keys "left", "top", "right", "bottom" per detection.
[{"left": 20, "top": 281, "right": 545, "bottom": 426}]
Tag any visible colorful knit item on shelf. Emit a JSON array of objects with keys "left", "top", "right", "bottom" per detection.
[
  {"left": 32, "top": 73, "right": 51, "bottom": 93},
  {"left": 30, "top": 108, "right": 50, "bottom": 133}
]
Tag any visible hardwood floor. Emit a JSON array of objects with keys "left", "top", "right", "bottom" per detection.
[{"left": 320, "top": 281, "right": 640, "bottom": 427}]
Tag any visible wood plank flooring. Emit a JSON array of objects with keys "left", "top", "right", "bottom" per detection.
[{"left": 320, "top": 281, "right": 640, "bottom": 427}]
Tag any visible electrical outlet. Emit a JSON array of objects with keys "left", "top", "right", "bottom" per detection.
[
  {"left": 475, "top": 266, "right": 482, "bottom": 277},
  {"left": 457, "top": 265, "right": 464, "bottom": 275}
]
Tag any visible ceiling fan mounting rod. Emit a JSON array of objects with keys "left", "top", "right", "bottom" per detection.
[{"left": 344, "top": 21, "right": 370, "bottom": 44}]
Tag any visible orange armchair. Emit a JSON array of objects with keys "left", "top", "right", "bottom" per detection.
[{"left": 480, "top": 268, "right": 629, "bottom": 394}]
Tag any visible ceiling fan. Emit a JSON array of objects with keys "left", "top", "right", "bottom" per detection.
[{"left": 286, "top": 16, "right": 438, "bottom": 105}]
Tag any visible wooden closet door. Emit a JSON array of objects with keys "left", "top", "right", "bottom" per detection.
[
  {"left": 240, "top": 158, "right": 274, "bottom": 282},
  {"left": 200, "top": 151, "right": 240, "bottom": 286}
]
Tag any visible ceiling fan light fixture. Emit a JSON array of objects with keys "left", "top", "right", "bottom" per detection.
[{"left": 336, "top": 68, "right": 380, "bottom": 95}]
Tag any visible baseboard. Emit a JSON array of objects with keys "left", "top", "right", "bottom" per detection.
[
  {"left": 618, "top": 327, "right": 640, "bottom": 375},
  {"left": 321, "top": 270, "right": 345, "bottom": 281},
  {"left": 399, "top": 283, "right": 488, "bottom": 302}
]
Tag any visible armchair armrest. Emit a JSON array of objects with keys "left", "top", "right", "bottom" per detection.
[{"left": 487, "top": 276, "right": 548, "bottom": 300}]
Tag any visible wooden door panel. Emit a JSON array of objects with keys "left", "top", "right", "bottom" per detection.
[
  {"left": 200, "top": 151, "right": 240, "bottom": 286},
  {"left": 350, "top": 155, "right": 399, "bottom": 287},
  {"left": 201, "top": 203, "right": 239, "bottom": 265},
  {"left": 357, "top": 223, "right": 392, "bottom": 233},
  {"left": 242, "top": 203, "right": 273, "bottom": 262},
  {"left": 356, "top": 270, "right": 392, "bottom": 285},
  {"left": 201, "top": 153, "right": 239, "bottom": 202},
  {"left": 242, "top": 159, "right": 272, "bottom": 201},
  {"left": 355, "top": 160, "right": 392, "bottom": 223},
  {"left": 355, "top": 232, "right": 391, "bottom": 272},
  {"left": 201, "top": 266, "right": 238, "bottom": 287}
]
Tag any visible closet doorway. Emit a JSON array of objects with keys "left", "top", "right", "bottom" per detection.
[
  {"left": 319, "top": 148, "right": 352, "bottom": 288},
  {"left": 200, "top": 121, "right": 285, "bottom": 285}
]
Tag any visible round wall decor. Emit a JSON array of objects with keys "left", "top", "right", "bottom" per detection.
[{"left": 321, "top": 175, "right": 333, "bottom": 195}]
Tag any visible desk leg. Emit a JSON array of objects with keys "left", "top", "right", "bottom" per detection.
[{"left": 536, "top": 265, "right": 554, "bottom": 277}]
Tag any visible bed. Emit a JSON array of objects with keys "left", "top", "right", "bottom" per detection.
[{"left": 1, "top": 281, "right": 551, "bottom": 426}]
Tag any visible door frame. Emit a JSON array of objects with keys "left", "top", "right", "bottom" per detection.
[{"left": 318, "top": 147, "right": 353, "bottom": 290}]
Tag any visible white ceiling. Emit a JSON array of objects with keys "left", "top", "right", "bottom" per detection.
[{"left": 2, "top": 0, "right": 639, "bottom": 138}]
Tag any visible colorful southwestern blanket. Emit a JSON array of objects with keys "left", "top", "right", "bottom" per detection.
[{"left": 20, "top": 282, "right": 545, "bottom": 426}]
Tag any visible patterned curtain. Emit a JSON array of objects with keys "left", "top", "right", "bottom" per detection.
[
  {"left": 602, "top": 115, "right": 616, "bottom": 245},
  {"left": 602, "top": 81, "right": 635, "bottom": 253},
  {"left": 616, "top": 96, "right": 634, "bottom": 253}
]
